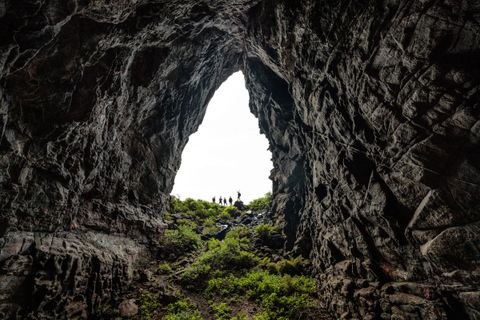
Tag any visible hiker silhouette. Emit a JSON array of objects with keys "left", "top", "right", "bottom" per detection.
[
  {"left": 212, "top": 196, "right": 216, "bottom": 203},
  {"left": 223, "top": 198, "right": 227, "bottom": 205},
  {"left": 237, "top": 191, "right": 241, "bottom": 200},
  {"left": 219, "top": 196, "right": 223, "bottom": 205},
  {"left": 228, "top": 197, "right": 233, "bottom": 205}
]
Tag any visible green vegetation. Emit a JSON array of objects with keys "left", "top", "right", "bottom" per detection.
[
  {"left": 210, "top": 302, "right": 233, "bottom": 320},
  {"left": 179, "top": 231, "right": 258, "bottom": 289},
  {"left": 170, "top": 197, "right": 230, "bottom": 227},
  {"left": 113, "top": 196, "right": 320, "bottom": 320},
  {"left": 254, "top": 223, "right": 281, "bottom": 245},
  {"left": 206, "top": 270, "right": 316, "bottom": 319},
  {"left": 259, "top": 255, "right": 309, "bottom": 275},
  {"left": 247, "top": 192, "right": 272, "bottom": 211},
  {"left": 163, "top": 299, "right": 202, "bottom": 320},
  {"left": 160, "top": 225, "right": 202, "bottom": 259},
  {"left": 157, "top": 262, "right": 174, "bottom": 274},
  {"left": 139, "top": 292, "right": 160, "bottom": 320}
]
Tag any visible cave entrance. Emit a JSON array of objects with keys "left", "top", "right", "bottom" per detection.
[{"left": 171, "top": 71, "right": 273, "bottom": 203}]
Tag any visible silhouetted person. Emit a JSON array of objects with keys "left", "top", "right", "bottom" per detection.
[
  {"left": 212, "top": 196, "right": 216, "bottom": 203},
  {"left": 219, "top": 196, "right": 223, "bottom": 205},
  {"left": 223, "top": 198, "right": 227, "bottom": 206},
  {"left": 228, "top": 197, "right": 233, "bottom": 205},
  {"left": 237, "top": 191, "right": 241, "bottom": 200}
]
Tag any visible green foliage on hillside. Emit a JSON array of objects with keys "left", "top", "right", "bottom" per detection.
[
  {"left": 179, "top": 229, "right": 258, "bottom": 289},
  {"left": 163, "top": 299, "right": 202, "bottom": 320},
  {"left": 159, "top": 225, "right": 202, "bottom": 260},
  {"left": 205, "top": 270, "right": 316, "bottom": 319},
  {"left": 168, "top": 197, "right": 240, "bottom": 236},
  {"left": 254, "top": 223, "right": 280, "bottom": 241},
  {"left": 247, "top": 192, "right": 272, "bottom": 211},
  {"left": 113, "top": 196, "right": 321, "bottom": 320}
]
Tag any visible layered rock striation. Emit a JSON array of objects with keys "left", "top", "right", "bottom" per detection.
[{"left": 0, "top": 0, "right": 479, "bottom": 318}]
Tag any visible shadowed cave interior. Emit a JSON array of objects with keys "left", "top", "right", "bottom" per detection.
[{"left": 0, "top": 0, "right": 479, "bottom": 319}]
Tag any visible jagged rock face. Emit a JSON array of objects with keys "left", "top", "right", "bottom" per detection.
[
  {"left": 0, "top": 0, "right": 479, "bottom": 318},
  {"left": 244, "top": 1, "right": 480, "bottom": 318}
]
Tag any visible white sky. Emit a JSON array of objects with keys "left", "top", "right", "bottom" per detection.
[{"left": 171, "top": 71, "right": 273, "bottom": 203}]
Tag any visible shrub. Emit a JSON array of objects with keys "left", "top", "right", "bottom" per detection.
[
  {"left": 260, "top": 256, "right": 309, "bottom": 275},
  {"left": 139, "top": 291, "right": 159, "bottom": 320},
  {"left": 200, "top": 237, "right": 258, "bottom": 271},
  {"left": 170, "top": 197, "right": 229, "bottom": 230},
  {"left": 210, "top": 302, "right": 232, "bottom": 320},
  {"left": 160, "top": 225, "right": 201, "bottom": 259},
  {"left": 178, "top": 262, "right": 211, "bottom": 289},
  {"left": 157, "top": 262, "right": 173, "bottom": 274},
  {"left": 222, "top": 206, "right": 240, "bottom": 218},
  {"left": 225, "top": 226, "right": 251, "bottom": 240},
  {"left": 248, "top": 193, "right": 272, "bottom": 211},
  {"left": 163, "top": 299, "right": 202, "bottom": 320},
  {"left": 179, "top": 236, "right": 258, "bottom": 289},
  {"left": 254, "top": 224, "right": 280, "bottom": 243}
]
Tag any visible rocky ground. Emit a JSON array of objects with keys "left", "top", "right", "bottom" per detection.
[{"left": 107, "top": 195, "right": 331, "bottom": 320}]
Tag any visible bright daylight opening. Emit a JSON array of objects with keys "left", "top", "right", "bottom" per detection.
[{"left": 171, "top": 71, "right": 273, "bottom": 204}]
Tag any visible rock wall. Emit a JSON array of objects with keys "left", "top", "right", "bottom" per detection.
[
  {"left": 244, "top": 1, "right": 480, "bottom": 318},
  {"left": 0, "top": 0, "right": 479, "bottom": 318},
  {"left": 0, "top": 1, "right": 248, "bottom": 317}
]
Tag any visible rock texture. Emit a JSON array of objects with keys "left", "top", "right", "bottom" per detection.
[{"left": 0, "top": 0, "right": 479, "bottom": 318}]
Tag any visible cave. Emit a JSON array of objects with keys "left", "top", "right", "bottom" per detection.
[{"left": 0, "top": 0, "right": 479, "bottom": 319}]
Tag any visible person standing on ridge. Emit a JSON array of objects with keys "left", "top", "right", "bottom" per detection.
[
  {"left": 228, "top": 197, "right": 233, "bottom": 206},
  {"left": 219, "top": 196, "right": 223, "bottom": 205},
  {"left": 237, "top": 191, "right": 241, "bottom": 201},
  {"left": 223, "top": 198, "right": 227, "bottom": 206},
  {"left": 212, "top": 196, "right": 216, "bottom": 203}
]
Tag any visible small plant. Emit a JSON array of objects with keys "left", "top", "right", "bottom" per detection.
[
  {"left": 139, "top": 291, "right": 159, "bottom": 320},
  {"left": 163, "top": 299, "right": 202, "bottom": 320},
  {"left": 248, "top": 193, "right": 272, "bottom": 211},
  {"left": 254, "top": 224, "right": 280, "bottom": 243},
  {"left": 157, "top": 262, "right": 174, "bottom": 274},
  {"left": 260, "top": 256, "right": 309, "bottom": 275},
  {"left": 210, "top": 302, "right": 233, "bottom": 320},
  {"left": 160, "top": 225, "right": 201, "bottom": 259},
  {"left": 178, "top": 262, "right": 211, "bottom": 289}
]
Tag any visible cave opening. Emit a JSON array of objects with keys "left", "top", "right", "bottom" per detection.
[{"left": 171, "top": 71, "right": 273, "bottom": 204}]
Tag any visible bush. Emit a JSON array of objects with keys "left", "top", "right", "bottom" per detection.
[
  {"left": 163, "top": 299, "right": 202, "bottom": 320},
  {"left": 170, "top": 197, "right": 231, "bottom": 233},
  {"left": 210, "top": 302, "right": 232, "bottom": 320},
  {"left": 221, "top": 206, "right": 240, "bottom": 218},
  {"left": 160, "top": 225, "right": 201, "bottom": 259},
  {"left": 179, "top": 236, "right": 258, "bottom": 289},
  {"left": 139, "top": 291, "right": 159, "bottom": 320},
  {"left": 157, "top": 262, "right": 173, "bottom": 275},
  {"left": 178, "top": 262, "right": 211, "bottom": 289},
  {"left": 248, "top": 193, "right": 272, "bottom": 211},
  {"left": 260, "top": 256, "right": 309, "bottom": 275},
  {"left": 254, "top": 224, "right": 280, "bottom": 243}
]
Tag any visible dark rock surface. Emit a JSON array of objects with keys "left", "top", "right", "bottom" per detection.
[{"left": 0, "top": 0, "right": 479, "bottom": 318}]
